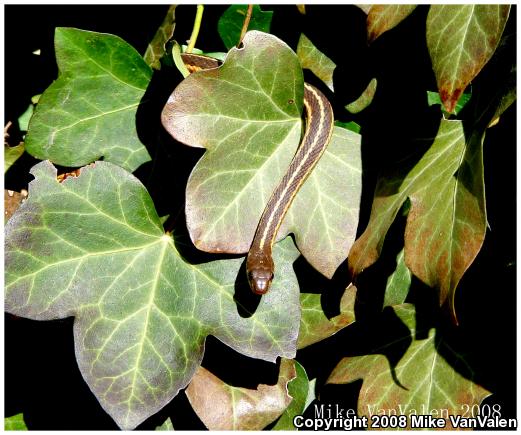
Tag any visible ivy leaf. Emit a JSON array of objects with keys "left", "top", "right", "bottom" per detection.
[
  {"left": 272, "top": 360, "right": 314, "bottom": 430},
  {"left": 144, "top": 5, "right": 177, "bottom": 70},
  {"left": 24, "top": 28, "right": 152, "bottom": 172},
  {"left": 5, "top": 414, "right": 27, "bottom": 431},
  {"left": 349, "top": 119, "right": 486, "bottom": 321},
  {"left": 4, "top": 122, "right": 24, "bottom": 173},
  {"left": 162, "top": 31, "right": 362, "bottom": 279},
  {"left": 5, "top": 160, "right": 301, "bottom": 430},
  {"left": 218, "top": 5, "right": 273, "bottom": 50},
  {"left": 185, "top": 359, "right": 296, "bottom": 430},
  {"left": 403, "top": 123, "right": 486, "bottom": 321},
  {"left": 488, "top": 65, "right": 516, "bottom": 127},
  {"left": 155, "top": 417, "right": 174, "bottom": 431},
  {"left": 327, "top": 304, "right": 491, "bottom": 429},
  {"left": 298, "top": 284, "right": 357, "bottom": 349},
  {"left": 366, "top": 5, "right": 417, "bottom": 43},
  {"left": 335, "top": 120, "right": 361, "bottom": 134},
  {"left": 171, "top": 41, "right": 190, "bottom": 78},
  {"left": 297, "top": 33, "right": 336, "bottom": 91},
  {"left": 355, "top": 4, "right": 373, "bottom": 15},
  {"left": 179, "top": 45, "right": 227, "bottom": 62},
  {"left": 427, "top": 90, "right": 472, "bottom": 117},
  {"left": 5, "top": 144, "right": 24, "bottom": 173},
  {"left": 305, "top": 379, "right": 317, "bottom": 410},
  {"left": 345, "top": 78, "right": 377, "bottom": 114},
  {"left": 426, "top": 5, "right": 510, "bottom": 113},
  {"left": 383, "top": 249, "right": 411, "bottom": 308},
  {"left": 17, "top": 102, "right": 34, "bottom": 132},
  {"left": 281, "top": 127, "right": 361, "bottom": 278}
]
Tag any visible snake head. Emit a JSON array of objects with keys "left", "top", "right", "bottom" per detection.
[
  {"left": 246, "top": 251, "right": 275, "bottom": 295},
  {"left": 248, "top": 269, "right": 274, "bottom": 294}
]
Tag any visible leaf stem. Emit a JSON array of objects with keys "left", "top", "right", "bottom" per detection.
[
  {"left": 237, "top": 4, "right": 253, "bottom": 47},
  {"left": 186, "top": 4, "right": 204, "bottom": 53}
]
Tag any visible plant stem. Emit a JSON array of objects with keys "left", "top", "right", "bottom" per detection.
[
  {"left": 186, "top": 4, "right": 204, "bottom": 53},
  {"left": 237, "top": 4, "right": 253, "bottom": 47}
]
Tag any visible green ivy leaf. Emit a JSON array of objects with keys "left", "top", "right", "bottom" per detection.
[
  {"left": 488, "top": 65, "right": 516, "bottom": 127},
  {"left": 24, "top": 28, "right": 152, "bottom": 172},
  {"left": 327, "top": 304, "right": 491, "bottom": 429},
  {"left": 180, "top": 45, "right": 227, "bottom": 62},
  {"left": 297, "top": 33, "right": 336, "bottom": 91},
  {"left": 282, "top": 127, "right": 361, "bottom": 278},
  {"left": 171, "top": 41, "right": 190, "bottom": 78},
  {"left": 403, "top": 124, "right": 486, "bottom": 321},
  {"left": 349, "top": 119, "right": 486, "bottom": 321},
  {"left": 156, "top": 417, "right": 174, "bottom": 431},
  {"left": 162, "top": 31, "right": 362, "bottom": 279},
  {"left": 185, "top": 359, "right": 296, "bottom": 430},
  {"left": 5, "top": 120, "right": 24, "bottom": 172},
  {"left": 345, "top": 78, "right": 377, "bottom": 114},
  {"left": 335, "top": 120, "right": 361, "bottom": 134},
  {"left": 218, "top": 5, "right": 273, "bottom": 50},
  {"left": 298, "top": 284, "right": 357, "bottom": 349},
  {"left": 366, "top": 5, "right": 417, "bottom": 43},
  {"left": 5, "top": 160, "right": 301, "bottom": 430},
  {"left": 427, "top": 90, "right": 472, "bottom": 117},
  {"left": 426, "top": 5, "right": 510, "bottom": 113},
  {"left": 272, "top": 361, "right": 314, "bottom": 430},
  {"left": 5, "top": 144, "right": 25, "bottom": 173},
  {"left": 17, "top": 103, "right": 34, "bottom": 132},
  {"left": 144, "top": 5, "right": 177, "bottom": 70},
  {"left": 383, "top": 249, "right": 411, "bottom": 308},
  {"left": 5, "top": 414, "right": 27, "bottom": 431}
]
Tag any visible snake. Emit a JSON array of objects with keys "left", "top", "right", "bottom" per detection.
[{"left": 162, "top": 53, "right": 334, "bottom": 295}]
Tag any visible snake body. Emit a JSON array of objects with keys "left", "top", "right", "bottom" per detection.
[
  {"left": 164, "top": 53, "right": 334, "bottom": 295},
  {"left": 246, "top": 83, "right": 334, "bottom": 294}
]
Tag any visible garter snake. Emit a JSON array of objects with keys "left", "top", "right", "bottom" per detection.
[{"left": 162, "top": 53, "right": 334, "bottom": 295}]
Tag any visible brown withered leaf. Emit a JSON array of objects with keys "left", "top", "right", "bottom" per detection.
[
  {"left": 4, "top": 189, "right": 28, "bottom": 222},
  {"left": 355, "top": 4, "right": 372, "bottom": 15},
  {"left": 186, "top": 359, "right": 296, "bottom": 430},
  {"left": 349, "top": 120, "right": 486, "bottom": 322}
]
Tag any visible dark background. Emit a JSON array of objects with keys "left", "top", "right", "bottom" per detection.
[{"left": 4, "top": 5, "right": 516, "bottom": 430}]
